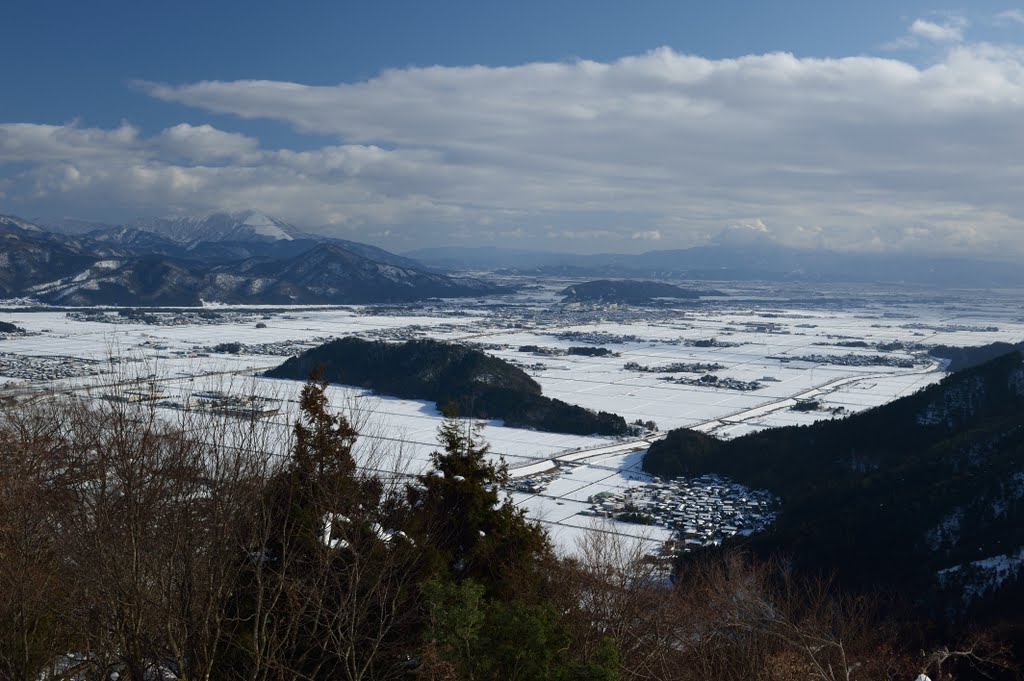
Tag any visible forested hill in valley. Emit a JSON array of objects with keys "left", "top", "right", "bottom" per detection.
[
  {"left": 559, "top": 279, "right": 725, "bottom": 304},
  {"left": 645, "top": 350, "right": 1024, "bottom": 619},
  {"left": 265, "top": 337, "right": 632, "bottom": 436}
]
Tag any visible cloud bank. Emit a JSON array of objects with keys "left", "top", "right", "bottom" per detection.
[{"left": 4, "top": 41, "right": 1024, "bottom": 255}]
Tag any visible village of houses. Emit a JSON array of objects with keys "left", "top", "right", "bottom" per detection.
[{"left": 584, "top": 474, "right": 777, "bottom": 555}]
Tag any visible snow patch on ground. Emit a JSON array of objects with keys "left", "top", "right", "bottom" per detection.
[{"left": 937, "top": 547, "right": 1024, "bottom": 604}]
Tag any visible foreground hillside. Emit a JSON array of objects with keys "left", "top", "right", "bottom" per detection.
[
  {"left": 645, "top": 349, "right": 1024, "bottom": 622},
  {"left": 266, "top": 337, "right": 633, "bottom": 436},
  {"left": 8, "top": 380, "right": 1012, "bottom": 680}
]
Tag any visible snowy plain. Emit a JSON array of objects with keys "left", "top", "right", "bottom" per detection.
[{"left": 2, "top": 279, "right": 1023, "bottom": 554}]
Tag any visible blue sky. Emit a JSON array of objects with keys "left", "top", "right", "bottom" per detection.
[{"left": 3, "top": 1, "right": 1024, "bottom": 255}]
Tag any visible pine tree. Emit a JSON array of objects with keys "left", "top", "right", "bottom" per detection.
[{"left": 410, "top": 412, "right": 549, "bottom": 596}]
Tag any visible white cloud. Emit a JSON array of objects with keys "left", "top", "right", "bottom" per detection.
[
  {"left": 545, "top": 229, "right": 621, "bottom": 241},
  {"left": 156, "top": 124, "right": 259, "bottom": 162},
  {"left": 729, "top": 218, "right": 769, "bottom": 234},
  {"left": 0, "top": 121, "right": 139, "bottom": 162},
  {"left": 713, "top": 219, "right": 773, "bottom": 246},
  {"left": 5, "top": 44, "right": 1024, "bottom": 255},
  {"left": 884, "top": 16, "right": 968, "bottom": 50},
  {"left": 632, "top": 230, "right": 661, "bottom": 241},
  {"left": 909, "top": 17, "right": 966, "bottom": 43},
  {"left": 997, "top": 9, "right": 1024, "bottom": 25}
]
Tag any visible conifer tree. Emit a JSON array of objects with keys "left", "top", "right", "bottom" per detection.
[{"left": 410, "top": 411, "right": 548, "bottom": 596}]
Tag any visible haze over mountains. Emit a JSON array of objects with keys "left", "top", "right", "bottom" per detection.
[
  {"left": 408, "top": 242, "right": 1024, "bottom": 288},
  {"left": 5, "top": 207, "right": 1024, "bottom": 309}
]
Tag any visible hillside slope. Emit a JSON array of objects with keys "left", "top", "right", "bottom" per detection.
[{"left": 645, "top": 349, "right": 1024, "bottom": 617}]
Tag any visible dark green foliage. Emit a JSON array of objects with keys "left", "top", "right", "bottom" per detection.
[
  {"left": 212, "top": 341, "right": 242, "bottom": 354},
  {"left": 566, "top": 346, "right": 617, "bottom": 357},
  {"left": 0, "top": 321, "right": 24, "bottom": 334},
  {"left": 645, "top": 351, "right": 1024, "bottom": 615},
  {"left": 616, "top": 510, "right": 655, "bottom": 525},
  {"left": 423, "top": 578, "right": 620, "bottom": 681},
  {"left": 270, "top": 336, "right": 539, "bottom": 400},
  {"left": 471, "top": 601, "right": 573, "bottom": 681},
  {"left": 560, "top": 279, "right": 719, "bottom": 304},
  {"left": 409, "top": 415, "right": 550, "bottom": 595},
  {"left": 645, "top": 428, "right": 722, "bottom": 478},
  {"left": 266, "top": 337, "right": 632, "bottom": 436},
  {"left": 223, "top": 376, "right": 419, "bottom": 681},
  {"left": 412, "top": 416, "right": 622, "bottom": 679},
  {"left": 289, "top": 374, "right": 364, "bottom": 504},
  {"left": 790, "top": 399, "right": 820, "bottom": 412}
]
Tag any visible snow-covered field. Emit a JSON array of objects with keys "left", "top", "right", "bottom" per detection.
[{"left": 2, "top": 280, "right": 1023, "bottom": 554}]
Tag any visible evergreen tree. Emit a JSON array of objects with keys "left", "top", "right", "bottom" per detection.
[
  {"left": 222, "top": 376, "right": 418, "bottom": 681},
  {"left": 421, "top": 578, "right": 620, "bottom": 681},
  {"left": 409, "top": 412, "right": 549, "bottom": 597}
]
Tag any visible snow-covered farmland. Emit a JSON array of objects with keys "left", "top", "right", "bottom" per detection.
[{"left": 1, "top": 280, "right": 1022, "bottom": 555}]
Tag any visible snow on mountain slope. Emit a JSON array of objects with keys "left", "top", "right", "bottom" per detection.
[
  {"left": 0, "top": 214, "right": 46, "bottom": 233},
  {"left": 128, "top": 209, "right": 301, "bottom": 245},
  {"left": 235, "top": 209, "right": 295, "bottom": 240}
]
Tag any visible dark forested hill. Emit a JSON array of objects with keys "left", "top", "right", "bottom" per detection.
[
  {"left": 645, "top": 351, "right": 1024, "bottom": 617},
  {"left": 559, "top": 279, "right": 722, "bottom": 304},
  {"left": 929, "top": 340, "right": 1024, "bottom": 372},
  {"left": 266, "top": 337, "right": 632, "bottom": 436}
]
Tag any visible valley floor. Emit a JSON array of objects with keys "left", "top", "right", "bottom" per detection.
[{"left": 2, "top": 278, "right": 1022, "bottom": 555}]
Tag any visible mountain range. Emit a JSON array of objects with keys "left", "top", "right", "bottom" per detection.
[{"left": 0, "top": 211, "right": 497, "bottom": 306}]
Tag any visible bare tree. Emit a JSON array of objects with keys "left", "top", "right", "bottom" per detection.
[
  {"left": 4, "top": 372, "right": 284, "bottom": 681},
  {"left": 0, "top": 396, "right": 77, "bottom": 681},
  {"left": 556, "top": 526, "right": 691, "bottom": 680},
  {"left": 920, "top": 633, "right": 1016, "bottom": 680},
  {"left": 674, "top": 551, "right": 910, "bottom": 681}
]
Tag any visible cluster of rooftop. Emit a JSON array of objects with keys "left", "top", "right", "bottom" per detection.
[
  {"left": 0, "top": 353, "right": 114, "bottom": 381},
  {"left": 773, "top": 353, "right": 920, "bottom": 368},
  {"left": 200, "top": 337, "right": 334, "bottom": 357},
  {"left": 66, "top": 310, "right": 260, "bottom": 326},
  {"left": 586, "top": 474, "right": 776, "bottom": 554}
]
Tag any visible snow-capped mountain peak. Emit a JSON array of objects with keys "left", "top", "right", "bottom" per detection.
[{"left": 126, "top": 209, "right": 302, "bottom": 246}]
